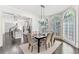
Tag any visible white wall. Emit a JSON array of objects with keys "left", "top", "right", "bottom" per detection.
[
  {"left": 0, "top": 12, "right": 3, "bottom": 47},
  {"left": 0, "top": 6, "right": 39, "bottom": 47},
  {"left": 0, "top": 5, "right": 40, "bottom": 31}
]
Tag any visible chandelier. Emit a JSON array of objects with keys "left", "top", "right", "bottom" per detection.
[
  {"left": 41, "top": 5, "right": 45, "bottom": 20},
  {"left": 39, "top": 5, "right": 48, "bottom": 35}
]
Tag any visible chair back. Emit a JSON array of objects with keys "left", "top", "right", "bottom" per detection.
[
  {"left": 46, "top": 32, "right": 52, "bottom": 44},
  {"left": 27, "top": 33, "right": 33, "bottom": 44},
  {"left": 51, "top": 32, "right": 55, "bottom": 43}
]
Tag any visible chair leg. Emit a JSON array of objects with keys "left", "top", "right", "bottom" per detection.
[
  {"left": 31, "top": 46, "right": 33, "bottom": 52},
  {"left": 50, "top": 39, "right": 52, "bottom": 45},
  {"left": 28, "top": 44, "right": 30, "bottom": 49},
  {"left": 51, "top": 40, "right": 55, "bottom": 46},
  {"left": 48, "top": 43, "right": 50, "bottom": 48},
  {"left": 49, "top": 42, "right": 52, "bottom": 48},
  {"left": 45, "top": 42, "right": 51, "bottom": 50},
  {"left": 45, "top": 44, "right": 47, "bottom": 50},
  {"left": 50, "top": 42, "right": 52, "bottom": 47},
  {"left": 51, "top": 40, "right": 52, "bottom": 46}
]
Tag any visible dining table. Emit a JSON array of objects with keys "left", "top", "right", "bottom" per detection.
[{"left": 35, "top": 35, "right": 47, "bottom": 53}]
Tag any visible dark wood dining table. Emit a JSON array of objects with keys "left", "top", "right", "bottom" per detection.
[{"left": 35, "top": 35, "right": 47, "bottom": 53}]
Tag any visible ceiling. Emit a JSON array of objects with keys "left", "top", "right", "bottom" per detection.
[{"left": 10, "top": 5, "right": 70, "bottom": 17}]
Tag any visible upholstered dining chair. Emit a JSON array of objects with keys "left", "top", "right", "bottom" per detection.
[
  {"left": 27, "top": 33, "right": 37, "bottom": 52},
  {"left": 45, "top": 32, "right": 55, "bottom": 50},
  {"left": 51, "top": 32, "right": 55, "bottom": 46}
]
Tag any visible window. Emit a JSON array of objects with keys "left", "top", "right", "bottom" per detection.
[
  {"left": 63, "top": 8, "right": 76, "bottom": 45},
  {"left": 51, "top": 15, "right": 61, "bottom": 36},
  {"left": 38, "top": 19, "right": 48, "bottom": 34}
]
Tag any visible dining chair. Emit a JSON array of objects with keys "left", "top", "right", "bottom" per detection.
[
  {"left": 27, "top": 33, "right": 37, "bottom": 52},
  {"left": 45, "top": 32, "right": 55, "bottom": 50},
  {"left": 51, "top": 32, "right": 55, "bottom": 46}
]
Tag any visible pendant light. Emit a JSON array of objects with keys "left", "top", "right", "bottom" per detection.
[
  {"left": 39, "top": 5, "right": 47, "bottom": 35},
  {"left": 40, "top": 5, "right": 45, "bottom": 21}
]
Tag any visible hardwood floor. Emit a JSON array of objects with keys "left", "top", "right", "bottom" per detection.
[{"left": 0, "top": 33, "right": 79, "bottom": 54}]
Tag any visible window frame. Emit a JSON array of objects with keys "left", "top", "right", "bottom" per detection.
[{"left": 62, "top": 8, "right": 76, "bottom": 46}]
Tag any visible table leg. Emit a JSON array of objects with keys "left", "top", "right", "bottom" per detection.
[{"left": 38, "top": 39, "right": 40, "bottom": 53}]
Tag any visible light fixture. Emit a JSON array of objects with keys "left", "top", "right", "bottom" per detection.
[
  {"left": 39, "top": 5, "right": 48, "bottom": 34},
  {"left": 40, "top": 5, "right": 45, "bottom": 21}
]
